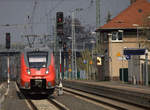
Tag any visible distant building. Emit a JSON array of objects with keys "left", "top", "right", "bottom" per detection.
[{"left": 96, "top": 0, "right": 150, "bottom": 83}]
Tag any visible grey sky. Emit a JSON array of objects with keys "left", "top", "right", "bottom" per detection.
[{"left": 0, "top": 0, "right": 130, "bottom": 44}]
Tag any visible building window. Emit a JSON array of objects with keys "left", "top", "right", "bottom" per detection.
[
  {"left": 118, "top": 31, "right": 123, "bottom": 40},
  {"left": 112, "top": 32, "right": 117, "bottom": 40},
  {"left": 111, "top": 31, "right": 123, "bottom": 42}
]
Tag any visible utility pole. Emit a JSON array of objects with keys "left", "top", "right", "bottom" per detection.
[
  {"left": 95, "top": 0, "right": 101, "bottom": 80},
  {"left": 96, "top": 0, "right": 100, "bottom": 29},
  {"left": 72, "top": 11, "right": 76, "bottom": 79},
  {"left": 54, "top": 17, "right": 60, "bottom": 80},
  {"left": 54, "top": 19, "right": 59, "bottom": 79},
  {"left": 7, "top": 54, "right": 10, "bottom": 88},
  {"left": 96, "top": 0, "right": 101, "bottom": 50},
  {"left": 71, "top": 8, "right": 83, "bottom": 79}
]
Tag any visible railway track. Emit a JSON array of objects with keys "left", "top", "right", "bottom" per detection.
[
  {"left": 26, "top": 98, "right": 60, "bottom": 110},
  {"left": 24, "top": 93, "right": 70, "bottom": 110},
  {"left": 23, "top": 92, "right": 70, "bottom": 110},
  {"left": 16, "top": 82, "right": 69, "bottom": 110},
  {"left": 63, "top": 87, "right": 148, "bottom": 110},
  {"left": 63, "top": 81, "right": 150, "bottom": 109}
]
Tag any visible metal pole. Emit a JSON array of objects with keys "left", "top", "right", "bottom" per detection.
[
  {"left": 96, "top": 0, "right": 100, "bottom": 29},
  {"left": 96, "top": 0, "right": 100, "bottom": 80},
  {"left": 122, "top": 56, "right": 124, "bottom": 82},
  {"left": 7, "top": 55, "right": 10, "bottom": 88},
  {"left": 108, "top": 33, "right": 112, "bottom": 81},
  {"left": 71, "top": 11, "right": 74, "bottom": 79},
  {"left": 71, "top": 8, "right": 83, "bottom": 80},
  {"left": 75, "top": 48, "right": 77, "bottom": 79},
  {"left": 72, "top": 11, "right": 75, "bottom": 79},
  {"left": 137, "top": 27, "right": 140, "bottom": 48},
  {"left": 121, "top": 30, "right": 124, "bottom": 83},
  {"left": 96, "top": 0, "right": 100, "bottom": 44},
  {"left": 74, "top": 11, "right": 77, "bottom": 80},
  {"left": 60, "top": 49, "right": 62, "bottom": 81},
  {"left": 58, "top": 49, "right": 63, "bottom": 95},
  {"left": 91, "top": 61, "right": 93, "bottom": 80},
  {"left": 145, "top": 49, "right": 149, "bottom": 86},
  {"left": 54, "top": 17, "right": 59, "bottom": 79}
]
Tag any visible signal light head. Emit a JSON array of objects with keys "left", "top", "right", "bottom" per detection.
[{"left": 58, "top": 18, "right": 62, "bottom": 22}]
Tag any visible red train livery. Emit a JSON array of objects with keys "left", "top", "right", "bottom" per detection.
[{"left": 18, "top": 47, "right": 56, "bottom": 94}]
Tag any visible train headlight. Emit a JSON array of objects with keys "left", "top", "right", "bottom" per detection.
[
  {"left": 46, "top": 69, "right": 49, "bottom": 74},
  {"left": 27, "top": 69, "right": 31, "bottom": 75}
]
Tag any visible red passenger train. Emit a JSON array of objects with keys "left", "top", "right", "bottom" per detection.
[{"left": 18, "top": 47, "right": 56, "bottom": 94}]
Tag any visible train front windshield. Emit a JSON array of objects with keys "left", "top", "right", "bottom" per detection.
[{"left": 27, "top": 52, "right": 48, "bottom": 68}]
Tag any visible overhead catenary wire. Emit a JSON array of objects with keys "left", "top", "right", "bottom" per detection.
[
  {"left": 24, "top": 0, "right": 39, "bottom": 47},
  {"left": 42, "top": 0, "right": 65, "bottom": 34}
]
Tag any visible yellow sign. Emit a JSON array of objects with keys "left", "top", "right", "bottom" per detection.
[
  {"left": 97, "top": 57, "right": 102, "bottom": 65},
  {"left": 89, "top": 60, "right": 93, "bottom": 64},
  {"left": 68, "top": 68, "right": 72, "bottom": 72},
  {"left": 116, "top": 52, "right": 121, "bottom": 57}
]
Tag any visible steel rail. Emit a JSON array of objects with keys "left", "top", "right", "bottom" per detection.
[
  {"left": 63, "top": 81, "right": 150, "bottom": 109},
  {"left": 63, "top": 87, "right": 148, "bottom": 110},
  {"left": 47, "top": 98, "right": 70, "bottom": 110}
]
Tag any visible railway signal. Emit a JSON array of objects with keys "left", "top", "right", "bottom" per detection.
[
  {"left": 56, "top": 12, "right": 64, "bottom": 36},
  {"left": 6, "top": 33, "right": 11, "bottom": 49}
]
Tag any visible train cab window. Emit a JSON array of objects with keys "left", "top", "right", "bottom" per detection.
[{"left": 27, "top": 52, "right": 48, "bottom": 68}]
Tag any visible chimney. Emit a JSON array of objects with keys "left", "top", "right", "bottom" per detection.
[{"left": 130, "top": 0, "right": 136, "bottom": 5}]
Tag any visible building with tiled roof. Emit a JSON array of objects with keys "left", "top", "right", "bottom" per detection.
[
  {"left": 96, "top": 0, "right": 150, "bottom": 84},
  {"left": 99, "top": 0, "right": 150, "bottom": 30}
]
